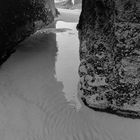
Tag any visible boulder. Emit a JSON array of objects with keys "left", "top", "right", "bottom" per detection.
[{"left": 78, "top": 0, "right": 140, "bottom": 118}]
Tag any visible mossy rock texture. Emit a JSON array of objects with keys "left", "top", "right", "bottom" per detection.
[{"left": 78, "top": 0, "right": 140, "bottom": 119}]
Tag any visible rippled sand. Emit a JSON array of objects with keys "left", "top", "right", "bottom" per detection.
[{"left": 0, "top": 9, "right": 140, "bottom": 140}]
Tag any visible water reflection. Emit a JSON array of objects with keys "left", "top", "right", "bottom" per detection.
[
  {"left": 0, "top": 29, "right": 67, "bottom": 140},
  {"left": 0, "top": 17, "right": 140, "bottom": 140},
  {"left": 55, "top": 21, "right": 81, "bottom": 109}
]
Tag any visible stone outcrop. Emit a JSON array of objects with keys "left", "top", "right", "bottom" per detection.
[
  {"left": 0, "top": 0, "right": 56, "bottom": 65},
  {"left": 77, "top": 0, "right": 140, "bottom": 118}
]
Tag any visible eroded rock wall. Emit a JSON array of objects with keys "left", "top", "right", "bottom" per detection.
[
  {"left": 0, "top": 0, "right": 55, "bottom": 65},
  {"left": 78, "top": 0, "right": 140, "bottom": 118}
]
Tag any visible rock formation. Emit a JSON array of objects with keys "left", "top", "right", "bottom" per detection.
[
  {"left": 77, "top": 0, "right": 140, "bottom": 118},
  {"left": 0, "top": 0, "right": 56, "bottom": 65}
]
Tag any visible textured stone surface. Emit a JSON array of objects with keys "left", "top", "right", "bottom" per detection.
[
  {"left": 77, "top": 0, "right": 140, "bottom": 118},
  {"left": 0, "top": 0, "right": 55, "bottom": 65}
]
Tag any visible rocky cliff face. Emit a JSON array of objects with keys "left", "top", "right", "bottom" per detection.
[
  {"left": 0, "top": 0, "right": 56, "bottom": 65},
  {"left": 78, "top": 0, "right": 140, "bottom": 118}
]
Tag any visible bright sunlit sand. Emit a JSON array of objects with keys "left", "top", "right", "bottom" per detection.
[{"left": 0, "top": 8, "right": 140, "bottom": 140}]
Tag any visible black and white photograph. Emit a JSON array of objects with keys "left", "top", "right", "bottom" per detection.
[{"left": 0, "top": 0, "right": 140, "bottom": 140}]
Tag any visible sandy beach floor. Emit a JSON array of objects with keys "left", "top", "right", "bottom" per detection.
[{"left": 0, "top": 8, "right": 140, "bottom": 140}]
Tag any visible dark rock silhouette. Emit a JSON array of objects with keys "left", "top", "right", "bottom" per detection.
[{"left": 0, "top": 0, "right": 56, "bottom": 65}]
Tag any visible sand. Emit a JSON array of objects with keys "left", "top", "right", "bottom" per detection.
[{"left": 0, "top": 8, "right": 139, "bottom": 140}]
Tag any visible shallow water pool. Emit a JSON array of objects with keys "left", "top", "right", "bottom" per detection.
[{"left": 0, "top": 18, "right": 140, "bottom": 140}]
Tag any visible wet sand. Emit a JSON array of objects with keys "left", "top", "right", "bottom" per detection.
[{"left": 0, "top": 8, "right": 140, "bottom": 140}]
